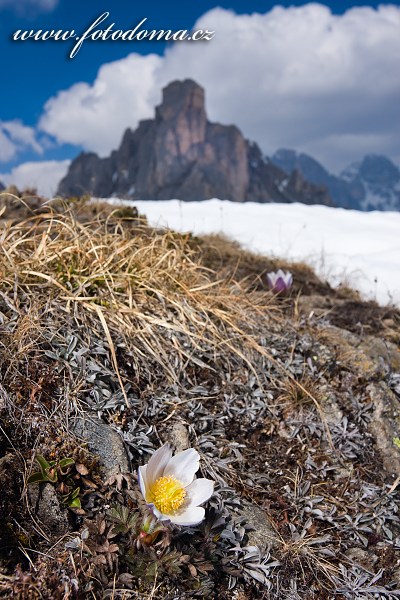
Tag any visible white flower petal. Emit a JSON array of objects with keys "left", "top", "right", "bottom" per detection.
[
  {"left": 163, "top": 448, "right": 200, "bottom": 486},
  {"left": 138, "top": 465, "right": 148, "bottom": 499},
  {"left": 150, "top": 505, "right": 167, "bottom": 521},
  {"left": 185, "top": 478, "right": 214, "bottom": 507},
  {"left": 169, "top": 506, "right": 205, "bottom": 526},
  {"left": 145, "top": 443, "right": 173, "bottom": 488}
]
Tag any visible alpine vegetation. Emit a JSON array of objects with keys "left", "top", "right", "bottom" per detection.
[
  {"left": 266, "top": 269, "right": 293, "bottom": 294},
  {"left": 0, "top": 193, "right": 399, "bottom": 599}
]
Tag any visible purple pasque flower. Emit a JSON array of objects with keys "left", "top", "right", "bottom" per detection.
[{"left": 266, "top": 269, "right": 293, "bottom": 294}]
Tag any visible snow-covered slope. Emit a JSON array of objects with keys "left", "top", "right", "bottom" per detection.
[{"left": 106, "top": 199, "right": 400, "bottom": 306}]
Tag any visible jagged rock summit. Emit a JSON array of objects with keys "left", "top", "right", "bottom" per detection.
[{"left": 58, "top": 79, "right": 332, "bottom": 205}]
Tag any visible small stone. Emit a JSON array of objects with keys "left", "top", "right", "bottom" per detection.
[
  {"left": 28, "top": 483, "right": 69, "bottom": 535},
  {"left": 345, "top": 547, "right": 378, "bottom": 571},
  {"left": 237, "top": 499, "right": 279, "bottom": 551},
  {"left": 367, "top": 383, "right": 400, "bottom": 476},
  {"left": 72, "top": 415, "right": 130, "bottom": 479},
  {"left": 168, "top": 422, "right": 189, "bottom": 453}
]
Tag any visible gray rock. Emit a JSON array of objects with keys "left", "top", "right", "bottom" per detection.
[
  {"left": 317, "top": 324, "right": 400, "bottom": 379},
  {"left": 367, "top": 382, "right": 400, "bottom": 476},
  {"left": 318, "top": 384, "right": 344, "bottom": 426},
  {"left": 72, "top": 415, "right": 130, "bottom": 478},
  {"left": 238, "top": 499, "right": 279, "bottom": 551},
  {"left": 393, "top": 564, "right": 400, "bottom": 585},
  {"left": 345, "top": 547, "right": 378, "bottom": 571},
  {"left": 58, "top": 79, "right": 333, "bottom": 207},
  {"left": 168, "top": 422, "right": 190, "bottom": 453},
  {"left": 28, "top": 483, "right": 69, "bottom": 535},
  {"left": 359, "top": 335, "right": 400, "bottom": 373},
  {"left": 304, "top": 321, "right": 400, "bottom": 476}
]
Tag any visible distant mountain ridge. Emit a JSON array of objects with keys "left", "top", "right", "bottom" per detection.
[
  {"left": 272, "top": 150, "right": 400, "bottom": 211},
  {"left": 57, "top": 79, "right": 332, "bottom": 207},
  {"left": 57, "top": 78, "right": 399, "bottom": 211}
]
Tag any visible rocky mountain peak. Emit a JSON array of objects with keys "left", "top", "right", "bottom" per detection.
[
  {"left": 155, "top": 79, "right": 207, "bottom": 168},
  {"left": 58, "top": 79, "right": 332, "bottom": 206},
  {"left": 273, "top": 149, "right": 331, "bottom": 185},
  {"left": 358, "top": 154, "right": 400, "bottom": 187},
  {"left": 156, "top": 80, "right": 206, "bottom": 124},
  {"left": 155, "top": 79, "right": 207, "bottom": 155}
]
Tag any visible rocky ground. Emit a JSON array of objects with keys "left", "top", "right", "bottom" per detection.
[{"left": 0, "top": 192, "right": 399, "bottom": 599}]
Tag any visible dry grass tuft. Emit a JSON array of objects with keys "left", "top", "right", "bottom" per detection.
[
  {"left": 278, "top": 375, "right": 321, "bottom": 414},
  {"left": 0, "top": 202, "right": 279, "bottom": 404}
]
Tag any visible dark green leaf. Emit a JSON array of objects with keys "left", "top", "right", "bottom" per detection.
[
  {"left": 36, "top": 455, "right": 52, "bottom": 473},
  {"left": 27, "top": 471, "right": 46, "bottom": 484},
  {"left": 67, "top": 497, "right": 82, "bottom": 508},
  {"left": 59, "top": 457, "right": 75, "bottom": 469}
]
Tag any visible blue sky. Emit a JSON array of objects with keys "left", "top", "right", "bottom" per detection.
[{"left": 1, "top": 0, "right": 399, "bottom": 194}]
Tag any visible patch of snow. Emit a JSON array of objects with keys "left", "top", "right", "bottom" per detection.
[
  {"left": 360, "top": 185, "right": 400, "bottom": 212},
  {"left": 278, "top": 178, "right": 289, "bottom": 192},
  {"left": 340, "top": 162, "right": 361, "bottom": 182},
  {"left": 105, "top": 198, "right": 400, "bottom": 307}
]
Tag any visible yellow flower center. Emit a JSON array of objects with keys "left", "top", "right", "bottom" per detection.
[{"left": 150, "top": 475, "right": 186, "bottom": 514}]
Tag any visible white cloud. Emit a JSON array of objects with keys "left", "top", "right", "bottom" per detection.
[
  {"left": 0, "top": 129, "right": 17, "bottom": 162},
  {"left": 0, "top": 160, "right": 70, "bottom": 197},
  {"left": 0, "top": 120, "right": 43, "bottom": 163},
  {"left": 39, "top": 4, "right": 400, "bottom": 172},
  {"left": 0, "top": 0, "right": 58, "bottom": 14},
  {"left": 40, "top": 53, "right": 162, "bottom": 156}
]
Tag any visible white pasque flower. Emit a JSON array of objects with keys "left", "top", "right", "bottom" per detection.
[{"left": 138, "top": 444, "right": 214, "bottom": 526}]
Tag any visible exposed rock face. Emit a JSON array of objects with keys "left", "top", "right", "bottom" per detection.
[
  {"left": 58, "top": 79, "right": 332, "bottom": 206},
  {"left": 0, "top": 181, "right": 5, "bottom": 192}
]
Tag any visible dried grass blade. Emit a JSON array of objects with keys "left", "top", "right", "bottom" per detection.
[{"left": 91, "top": 303, "right": 130, "bottom": 408}]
